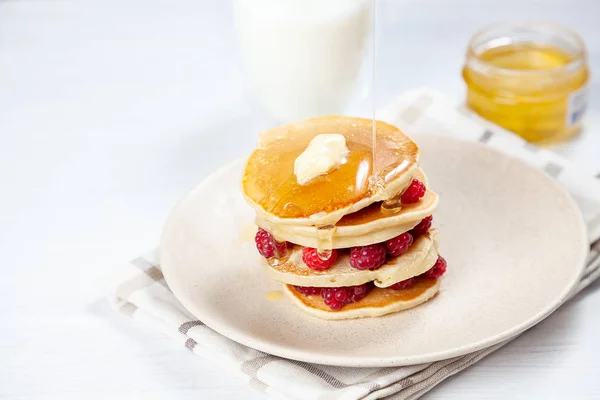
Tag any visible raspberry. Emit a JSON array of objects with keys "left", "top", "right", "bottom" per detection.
[
  {"left": 424, "top": 256, "right": 447, "bottom": 279},
  {"left": 349, "top": 244, "right": 387, "bottom": 270},
  {"left": 302, "top": 248, "right": 338, "bottom": 271},
  {"left": 385, "top": 232, "right": 414, "bottom": 257},
  {"left": 321, "top": 288, "right": 344, "bottom": 310},
  {"left": 401, "top": 179, "right": 426, "bottom": 204},
  {"left": 389, "top": 277, "right": 416, "bottom": 290},
  {"left": 255, "top": 228, "right": 287, "bottom": 259},
  {"left": 334, "top": 289, "right": 348, "bottom": 302},
  {"left": 410, "top": 215, "right": 433, "bottom": 238},
  {"left": 293, "top": 286, "right": 321, "bottom": 296},
  {"left": 349, "top": 284, "right": 370, "bottom": 303},
  {"left": 323, "top": 297, "right": 343, "bottom": 310},
  {"left": 320, "top": 283, "right": 371, "bottom": 310}
]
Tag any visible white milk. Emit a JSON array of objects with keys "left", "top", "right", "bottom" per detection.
[{"left": 234, "top": 0, "right": 373, "bottom": 123}]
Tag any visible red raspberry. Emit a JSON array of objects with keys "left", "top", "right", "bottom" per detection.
[
  {"left": 320, "top": 283, "right": 371, "bottom": 310},
  {"left": 349, "top": 244, "right": 387, "bottom": 270},
  {"left": 255, "top": 228, "right": 287, "bottom": 259},
  {"left": 321, "top": 288, "right": 343, "bottom": 310},
  {"left": 410, "top": 215, "right": 433, "bottom": 238},
  {"left": 389, "top": 277, "right": 416, "bottom": 290},
  {"left": 293, "top": 286, "right": 321, "bottom": 296},
  {"left": 385, "top": 232, "right": 414, "bottom": 257},
  {"left": 424, "top": 256, "right": 447, "bottom": 279},
  {"left": 349, "top": 283, "right": 370, "bottom": 302},
  {"left": 302, "top": 248, "right": 338, "bottom": 271},
  {"left": 401, "top": 179, "right": 426, "bottom": 204}
]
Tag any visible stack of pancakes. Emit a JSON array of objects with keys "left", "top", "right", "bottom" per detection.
[{"left": 242, "top": 116, "right": 446, "bottom": 320}]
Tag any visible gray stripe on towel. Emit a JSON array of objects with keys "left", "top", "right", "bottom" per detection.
[
  {"left": 592, "top": 237, "right": 600, "bottom": 251},
  {"left": 119, "top": 302, "right": 138, "bottom": 317},
  {"left": 131, "top": 257, "right": 155, "bottom": 271},
  {"left": 144, "top": 266, "right": 164, "bottom": 282},
  {"left": 289, "top": 360, "right": 347, "bottom": 388},
  {"left": 130, "top": 257, "right": 168, "bottom": 289},
  {"left": 241, "top": 356, "right": 276, "bottom": 378},
  {"left": 479, "top": 130, "right": 494, "bottom": 143},
  {"left": 543, "top": 162, "right": 564, "bottom": 178},
  {"left": 249, "top": 378, "right": 268, "bottom": 392},
  {"left": 184, "top": 338, "right": 197, "bottom": 351},
  {"left": 178, "top": 320, "right": 204, "bottom": 334},
  {"left": 523, "top": 142, "right": 541, "bottom": 153}
]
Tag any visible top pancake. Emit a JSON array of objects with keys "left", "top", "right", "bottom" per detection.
[{"left": 241, "top": 116, "right": 419, "bottom": 227}]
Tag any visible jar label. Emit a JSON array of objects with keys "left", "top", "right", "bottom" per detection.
[{"left": 566, "top": 85, "right": 588, "bottom": 128}]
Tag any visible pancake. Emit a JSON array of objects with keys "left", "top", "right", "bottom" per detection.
[
  {"left": 263, "top": 230, "right": 439, "bottom": 288},
  {"left": 242, "top": 116, "right": 420, "bottom": 227},
  {"left": 258, "top": 217, "right": 421, "bottom": 249},
  {"left": 256, "top": 190, "right": 438, "bottom": 248},
  {"left": 283, "top": 276, "right": 440, "bottom": 320},
  {"left": 255, "top": 170, "right": 438, "bottom": 248}
]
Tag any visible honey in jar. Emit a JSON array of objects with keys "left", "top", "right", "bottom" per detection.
[{"left": 463, "top": 23, "right": 589, "bottom": 143}]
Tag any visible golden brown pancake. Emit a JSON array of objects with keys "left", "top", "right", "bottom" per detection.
[
  {"left": 283, "top": 276, "right": 440, "bottom": 320},
  {"left": 242, "top": 116, "right": 420, "bottom": 226}
]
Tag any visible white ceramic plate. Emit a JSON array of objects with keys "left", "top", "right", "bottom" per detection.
[{"left": 160, "top": 135, "right": 588, "bottom": 367}]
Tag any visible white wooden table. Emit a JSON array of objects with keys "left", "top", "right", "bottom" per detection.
[{"left": 1, "top": 0, "right": 599, "bottom": 398}]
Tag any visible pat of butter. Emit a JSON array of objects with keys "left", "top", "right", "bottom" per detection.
[{"left": 294, "top": 134, "right": 349, "bottom": 185}]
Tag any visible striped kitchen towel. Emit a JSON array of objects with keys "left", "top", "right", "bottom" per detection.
[{"left": 106, "top": 88, "right": 600, "bottom": 400}]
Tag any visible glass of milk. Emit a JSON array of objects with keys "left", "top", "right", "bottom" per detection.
[{"left": 233, "top": 0, "right": 374, "bottom": 123}]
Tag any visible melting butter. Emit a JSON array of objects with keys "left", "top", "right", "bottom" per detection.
[{"left": 294, "top": 134, "right": 349, "bottom": 185}]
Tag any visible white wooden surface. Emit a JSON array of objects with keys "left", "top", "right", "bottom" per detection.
[{"left": 1, "top": 0, "right": 600, "bottom": 399}]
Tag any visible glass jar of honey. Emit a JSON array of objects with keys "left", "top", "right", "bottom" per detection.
[{"left": 462, "top": 23, "right": 589, "bottom": 143}]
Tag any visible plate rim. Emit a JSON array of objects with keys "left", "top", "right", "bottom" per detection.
[{"left": 160, "top": 135, "right": 589, "bottom": 367}]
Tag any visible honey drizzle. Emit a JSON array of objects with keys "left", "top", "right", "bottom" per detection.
[
  {"left": 301, "top": 3, "right": 379, "bottom": 263},
  {"left": 316, "top": 225, "right": 335, "bottom": 260},
  {"left": 369, "top": 0, "right": 403, "bottom": 217},
  {"left": 371, "top": 0, "right": 377, "bottom": 170},
  {"left": 309, "top": 0, "right": 391, "bottom": 261},
  {"left": 266, "top": 234, "right": 290, "bottom": 266},
  {"left": 266, "top": 2, "right": 405, "bottom": 265},
  {"left": 380, "top": 192, "right": 402, "bottom": 215}
]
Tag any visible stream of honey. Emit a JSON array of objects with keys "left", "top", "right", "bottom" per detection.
[{"left": 258, "top": 0, "right": 405, "bottom": 263}]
